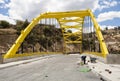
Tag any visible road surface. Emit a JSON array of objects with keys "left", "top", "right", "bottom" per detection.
[{"left": 0, "top": 54, "right": 101, "bottom": 81}]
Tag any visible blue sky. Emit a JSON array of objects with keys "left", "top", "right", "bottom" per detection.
[
  {"left": 0, "top": 0, "right": 120, "bottom": 29},
  {"left": 0, "top": 0, "right": 9, "bottom": 15}
]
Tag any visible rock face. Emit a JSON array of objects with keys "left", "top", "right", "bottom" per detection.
[
  {"left": 0, "top": 29, "right": 17, "bottom": 35},
  {"left": 0, "top": 28, "right": 120, "bottom": 54},
  {"left": 103, "top": 29, "right": 120, "bottom": 54},
  {"left": 0, "top": 22, "right": 64, "bottom": 54},
  {"left": 0, "top": 29, "right": 18, "bottom": 53}
]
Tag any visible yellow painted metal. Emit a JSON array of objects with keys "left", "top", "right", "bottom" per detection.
[
  {"left": 66, "top": 41, "right": 82, "bottom": 44},
  {"left": 4, "top": 15, "right": 43, "bottom": 59},
  {"left": 61, "top": 25, "right": 82, "bottom": 29},
  {"left": 58, "top": 16, "right": 83, "bottom": 53},
  {"left": 3, "top": 52, "right": 62, "bottom": 58},
  {"left": 80, "top": 17, "right": 85, "bottom": 53},
  {"left": 40, "top": 10, "right": 89, "bottom": 18},
  {"left": 57, "top": 19, "right": 67, "bottom": 54},
  {"left": 4, "top": 9, "right": 108, "bottom": 59},
  {"left": 59, "top": 19, "right": 83, "bottom": 23},
  {"left": 82, "top": 52, "right": 103, "bottom": 57},
  {"left": 88, "top": 10, "right": 109, "bottom": 57}
]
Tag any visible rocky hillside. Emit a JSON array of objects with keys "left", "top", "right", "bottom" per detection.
[
  {"left": 0, "top": 28, "right": 17, "bottom": 53},
  {"left": 0, "top": 23, "right": 64, "bottom": 54},
  {"left": 102, "top": 28, "right": 120, "bottom": 54},
  {"left": 0, "top": 20, "right": 120, "bottom": 54}
]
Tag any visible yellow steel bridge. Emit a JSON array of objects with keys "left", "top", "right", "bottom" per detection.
[{"left": 3, "top": 9, "right": 108, "bottom": 59}]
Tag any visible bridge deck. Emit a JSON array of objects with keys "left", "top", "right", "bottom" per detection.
[{"left": 0, "top": 54, "right": 101, "bottom": 81}]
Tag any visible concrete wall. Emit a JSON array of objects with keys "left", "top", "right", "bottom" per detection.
[{"left": 107, "top": 54, "right": 120, "bottom": 64}]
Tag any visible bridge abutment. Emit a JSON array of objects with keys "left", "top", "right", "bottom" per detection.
[{"left": 107, "top": 54, "right": 120, "bottom": 64}]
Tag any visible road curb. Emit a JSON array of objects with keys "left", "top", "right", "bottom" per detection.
[{"left": 0, "top": 55, "right": 56, "bottom": 70}]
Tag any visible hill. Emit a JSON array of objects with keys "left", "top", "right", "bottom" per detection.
[
  {"left": 0, "top": 20, "right": 120, "bottom": 54},
  {"left": 102, "top": 28, "right": 120, "bottom": 54}
]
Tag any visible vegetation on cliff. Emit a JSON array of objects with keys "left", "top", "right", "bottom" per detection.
[{"left": 0, "top": 20, "right": 120, "bottom": 54}]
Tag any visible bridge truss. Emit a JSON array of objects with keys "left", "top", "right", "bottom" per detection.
[{"left": 3, "top": 9, "right": 108, "bottom": 59}]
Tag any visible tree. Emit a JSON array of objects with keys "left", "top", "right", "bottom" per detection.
[
  {"left": 101, "top": 30, "right": 107, "bottom": 35},
  {"left": 15, "top": 19, "right": 29, "bottom": 35},
  {"left": 22, "top": 19, "right": 29, "bottom": 29},
  {"left": 16, "top": 26, "right": 22, "bottom": 35},
  {"left": 114, "top": 27, "right": 118, "bottom": 31},
  {"left": 16, "top": 20, "right": 24, "bottom": 26},
  {"left": 43, "top": 26, "right": 52, "bottom": 36},
  {"left": 105, "top": 27, "right": 108, "bottom": 30},
  {"left": 118, "top": 26, "right": 120, "bottom": 30},
  {"left": 69, "top": 35, "right": 78, "bottom": 41},
  {"left": 0, "top": 20, "right": 10, "bottom": 28},
  {"left": 67, "top": 30, "right": 72, "bottom": 33}
]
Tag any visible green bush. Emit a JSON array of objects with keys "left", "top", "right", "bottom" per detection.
[
  {"left": 0, "top": 20, "right": 10, "bottom": 28},
  {"left": 43, "top": 26, "right": 52, "bottom": 36},
  {"left": 67, "top": 30, "right": 72, "bottom": 33}
]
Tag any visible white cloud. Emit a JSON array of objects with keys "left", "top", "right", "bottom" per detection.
[
  {"left": 0, "top": 0, "right": 4, "bottom": 3},
  {"left": 0, "top": 14, "right": 16, "bottom": 24},
  {"left": 7, "top": 0, "right": 99, "bottom": 21},
  {"left": 110, "top": 1, "right": 117, "bottom": 6},
  {"left": 100, "top": 25, "right": 115, "bottom": 30},
  {"left": 97, "top": 11, "right": 120, "bottom": 22},
  {"left": 97, "top": 0, "right": 118, "bottom": 11},
  {"left": 0, "top": 3, "right": 9, "bottom": 8},
  {"left": 0, "top": 0, "right": 9, "bottom": 8},
  {"left": 1, "top": 0, "right": 119, "bottom": 25}
]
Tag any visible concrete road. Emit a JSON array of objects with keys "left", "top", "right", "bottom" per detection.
[{"left": 0, "top": 54, "right": 101, "bottom": 81}]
